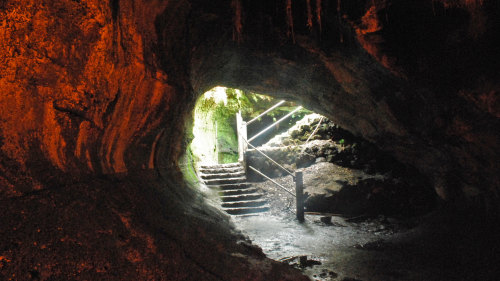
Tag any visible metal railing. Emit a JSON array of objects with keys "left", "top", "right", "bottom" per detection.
[
  {"left": 236, "top": 101, "right": 305, "bottom": 222},
  {"left": 248, "top": 166, "right": 295, "bottom": 197},
  {"left": 241, "top": 136, "right": 294, "bottom": 178},
  {"left": 247, "top": 100, "right": 286, "bottom": 125},
  {"left": 248, "top": 106, "right": 302, "bottom": 142}
]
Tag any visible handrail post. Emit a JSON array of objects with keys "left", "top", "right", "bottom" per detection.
[
  {"left": 295, "top": 171, "right": 304, "bottom": 222},
  {"left": 236, "top": 111, "right": 247, "bottom": 164},
  {"left": 242, "top": 121, "right": 247, "bottom": 159}
]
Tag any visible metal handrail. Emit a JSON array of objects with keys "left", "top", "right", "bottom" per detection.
[
  {"left": 237, "top": 103, "right": 305, "bottom": 221},
  {"left": 242, "top": 135, "right": 295, "bottom": 178},
  {"left": 247, "top": 100, "right": 286, "bottom": 125},
  {"left": 248, "top": 166, "right": 295, "bottom": 197},
  {"left": 247, "top": 106, "right": 302, "bottom": 142}
]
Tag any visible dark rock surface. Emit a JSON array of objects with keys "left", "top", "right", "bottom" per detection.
[
  {"left": 247, "top": 113, "right": 422, "bottom": 176},
  {"left": 191, "top": 0, "right": 500, "bottom": 211},
  {"left": 0, "top": 0, "right": 499, "bottom": 279},
  {"left": 247, "top": 114, "right": 435, "bottom": 216},
  {"left": 252, "top": 161, "right": 435, "bottom": 217},
  {"left": 0, "top": 171, "right": 307, "bottom": 280}
]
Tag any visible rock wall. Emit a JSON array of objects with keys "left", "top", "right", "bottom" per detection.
[
  {"left": 0, "top": 1, "right": 308, "bottom": 280},
  {"left": 0, "top": 0, "right": 499, "bottom": 279},
  {"left": 0, "top": 0, "right": 189, "bottom": 196},
  {"left": 191, "top": 0, "right": 500, "bottom": 211}
]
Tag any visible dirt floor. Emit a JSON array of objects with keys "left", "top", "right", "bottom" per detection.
[
  {"left": 231, "top": 210, "right": 500, "bottom": 281},
  {"left": 226, "top": 165, "right": 500, "bottom": 281}
]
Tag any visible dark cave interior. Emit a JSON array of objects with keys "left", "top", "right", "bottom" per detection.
[{"left": 1, "top": 0, "right": 499, "bottom": 280}]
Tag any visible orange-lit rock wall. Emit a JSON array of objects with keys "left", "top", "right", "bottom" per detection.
[
  {"left": 0, "top": 2, "right": 313, "bottom": 279},
  {"left": 0, "top": 0, "right": 187, "bottom": 197}
]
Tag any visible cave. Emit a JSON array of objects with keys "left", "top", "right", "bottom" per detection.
[{"left": 1, "top": 0, "right": 499, "bottom": 280}]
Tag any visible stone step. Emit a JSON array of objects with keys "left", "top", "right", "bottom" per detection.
[
  {"left": 204, "top": 177, "right": 246, "bottom": 186},
  {"left": 231, "top": 214, "right": 260, "bottom": 218},
  {"left": 221, "top": 200, "right": 268, "bottom": 208},
  {"left": 199, "top": 166, "right": 244, "bottom": 174},
  {"left": 224, "top": 206, "right": 270, "bottom": 215},
  {"left": 198, "top": 163, "right": 269, "bottom": 217},
  {"left": 214, "top": 183, "right": 252, "bottom": 190},
  {"left": 219, "top": 188, "right": 259, "bottom": 196},
  {"left": 200, "top": 171, "right": 246, "bottom": 180},
  {"left": 221, "top": 193, "right": 263, "bottom": 202},
  {"left": 199, "top": 162, "right": 242, "bottom": 169}
]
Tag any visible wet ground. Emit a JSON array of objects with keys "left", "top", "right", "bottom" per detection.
[
  {"left": 198, "top": 160, "right": 499, "bottom": 280},
  {"left": 232, "top": 211, "right": 411, "bottom": 281},
  {"left": 227, "top": 171, "right": 500, "bottom": 281},
  {"left": 231, "top": 209, "right": 500, "bottom": 281}
]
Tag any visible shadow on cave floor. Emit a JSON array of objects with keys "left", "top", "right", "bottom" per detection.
[
  {"left": 230, "top": 206, "right": 500, "bottom": 281},
  {"left": 223, "top": 162, "right": 500, "bottom": 281}
]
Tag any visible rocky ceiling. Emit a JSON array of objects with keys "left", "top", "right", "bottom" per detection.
[{"left": 0, "top": 0, "right": 499, "bottom": 279}]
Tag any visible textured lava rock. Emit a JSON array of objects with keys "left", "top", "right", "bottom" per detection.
[
  {"left": 1, "top": 0, "right": 499, "bottom": 279},
  {"left": 0, "top": 1, "right": 308, "bottom": 280}
]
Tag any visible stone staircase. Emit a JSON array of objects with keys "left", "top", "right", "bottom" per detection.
[{"left": 199, "top": 162, "right": 269, "bottom": 216}]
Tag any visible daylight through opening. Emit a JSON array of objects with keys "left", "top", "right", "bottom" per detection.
[{"left": 183, "top": 86, "right": 436, "bottom": 279}]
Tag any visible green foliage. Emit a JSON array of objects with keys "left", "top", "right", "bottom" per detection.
[
  {"left": 216, "top": 118, "right": 239, "bottom": 164},
  {"left": 193, "top": 87, "right": 245, "bottom": 164},
  {"left": 196, "top": 87, "right": 250, "bottom": 120},
  {"left": 220, "top": 152, "right": 239, "bottom": 163},
  {"left": 196, "top": 88, "right": 309, "bottom": 122},
  {"left": 196, "top": 97, "right": 216, "bottom": 116},
  {"left": 192, "top": 86, "right": 312, "bottom": 163}
]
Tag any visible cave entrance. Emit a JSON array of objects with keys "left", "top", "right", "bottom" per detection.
[
  {"left": 188, "top": 86, "right": 435, "bottom": 219},
  {"left": 189, "top": 86, "right": 316, "bottom": 218},
  {"left": 190, "top": 86, "right": 312, "bottom": 166},
  {"left": 186, "top": 87, "right": 437, "bottom": 280}
]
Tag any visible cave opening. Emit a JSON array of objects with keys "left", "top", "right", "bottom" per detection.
[
  {"left": 189, "top": 86, "right": 313, "bottom": 166},
  {"left": 184, "top": 86, "right": 442, "bottom": 280}
]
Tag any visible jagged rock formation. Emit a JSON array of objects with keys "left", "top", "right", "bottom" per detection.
[{"left": 1, "top": 0, "right": 499, "bottom": 279}]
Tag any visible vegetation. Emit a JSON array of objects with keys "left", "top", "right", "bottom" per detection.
[
  {"left": 191, "top": 86, "right": 312, "bottom": 163},
  {"left": 191, "top": 87, "right": 244, "bottom": 164}
]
